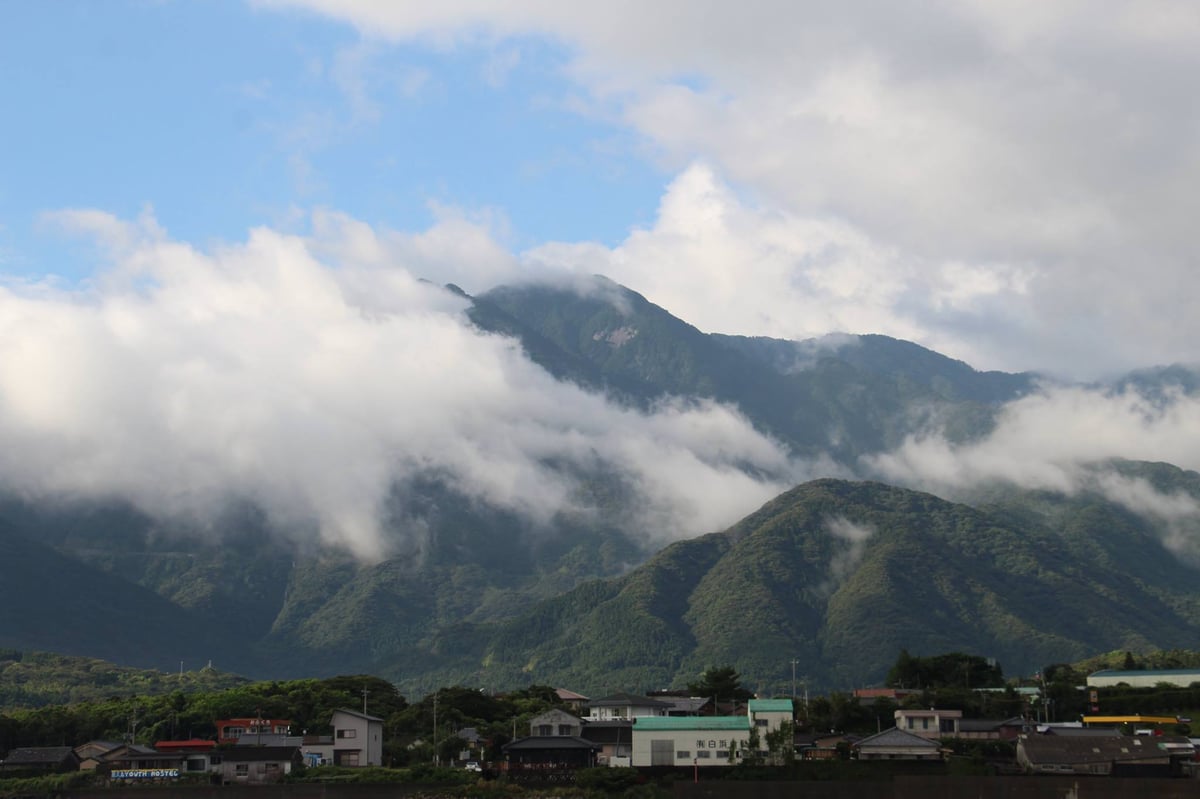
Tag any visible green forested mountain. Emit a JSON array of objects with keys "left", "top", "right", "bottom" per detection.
[
  {"left": 0, "top": 506, "right": 262, "bottom": 675},
  {"left": 469, "top": 278, "right": 1034, "bottom": 458},
  {"left": 1, "top": 277, "right": 1198, "bottom": 696},
  {"left": 426, "top": 474, "right": 1200, "bottom": 694}
]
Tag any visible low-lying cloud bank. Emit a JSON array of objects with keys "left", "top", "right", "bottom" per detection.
[
  {"left": 0, "top": 211, "right": 808, "bottom": 559},
  {"left": 868, "top": 385, "right": 1200, "bottom": 558}
]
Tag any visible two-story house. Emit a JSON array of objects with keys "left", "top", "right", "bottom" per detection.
[
  {"left": 894, "top": 708, "right": 961, "bottom": 739},
  {"left": 585, "top": 692, "right": 671, "bottom": 722},
  {"left": 330, "top": 708, "right": 383, "bottom": 767},
  {"left": 528, "top": 708, "right": 583, "bottom": 737}
]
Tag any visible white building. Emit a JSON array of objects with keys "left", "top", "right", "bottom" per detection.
[
  {"left": 894, "top": 708, "right": 961, "bottom": 739},
  {"left": 586, "top": 692, "right": 671, "bottom": 721},
  {"left": 1087, "top": 669, "right": 1200, "bottom": 689},
  {"left": 630, "top": 698, "right": 793, "bottom": 768}
]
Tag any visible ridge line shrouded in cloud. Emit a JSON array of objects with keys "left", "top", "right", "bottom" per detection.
[{"left": 0, "top": 211, "right": 803, "bottom": 559}]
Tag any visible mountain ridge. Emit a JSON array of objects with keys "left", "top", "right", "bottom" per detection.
[{"left": 1, "top": 276, "right": 1198, "bottom": 695}]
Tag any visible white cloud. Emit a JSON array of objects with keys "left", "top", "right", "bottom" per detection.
[
  {"left": 820, "top": 515, "right": 874, "bottom": 595},
  {"left": 867, "top": 385, "right": 1200, "bottom": 555},
  {"left": 524, "top": 164, "right": 1022, "bottom": 364},
  {"left": 256, "top": 0, "right": 1200, "bottom": 378},
  {"left": 0, "top": 211, "right": 808, "bottom": 559}
]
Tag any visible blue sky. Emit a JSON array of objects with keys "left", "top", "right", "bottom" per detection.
[
  {"left": 5, "top": 0, "right": 1200, "bottom": 377},
  {"left": 0, "top": 1, "right": 662, "bottom": 279}
]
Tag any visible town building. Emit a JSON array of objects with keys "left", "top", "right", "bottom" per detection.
[
  {"left": 215, "top": 746, "right": 303, "bottom": 784},
  {"left": 854, "top": 727, "right": 942, "bottom": 760},
  {"left": 554, "top": 688, "right": 589, "bottom": 713},
  {"left": 1016, "top": 733, "right": 1193, "bottom": 777},
  {"left": 894, "top": 708, "right": 961, "bottom": 738},
  {"left": 0, "top": 746, "right": 81, "bottom": 774},
  {"left": 215, "top": 717, "right": 292, "bottom": 745},
  {"left": 330, "top": 708, "right": 383, "bottom": 766},
  {"left": 1086, "top": 669, "right": 1200, "bottom": 689},
  {"left": 528, "top": 708, "right": 583, "bottom": 737},
  {"left": 629, "top": 698, "right": 793, "bottom": 767},
  {"left": 586, "top": 692, "right": 672, "bottom": 721},
  {"left": 580, "top": 720, "right": 633, "bottom": 766}
]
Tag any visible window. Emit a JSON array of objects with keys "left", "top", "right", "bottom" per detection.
[
  {"left": 715, "top": 750, "right": 729, "bottom": 759},
  {"left": 558, "top": 724, "right": 573, "bottom": 735},
  {"left": 186, "top": 759, "right": 206, "bottom": 772},
  {"left": 226, "top": 726, "right": 245, "bottom": 738},
  {"left": 940, "top": 719, "right": 956, "bottom": 733},
  {"left": 676, "top": 751, "right": 691, "bottom": 759},
  {"left": 696, "top": 751, "right": 711, "bottom": 759},
  {"left": 538, "top": 725, "right": 552, "bottom": 736},
  {"left": 235, "top": 764, "right": 249, "bottom": 776},
  {"left": 922, "top": 718, "right": 929, "bottom": 730},
  {"left": 337, "top": 729, "right": 357, "bottom": 739},
  {"left": 756, "top": 719, "right": 768, "bottom": 727},
  {"left": 906, "top": 717, "right": 915, "bottom": 729}
]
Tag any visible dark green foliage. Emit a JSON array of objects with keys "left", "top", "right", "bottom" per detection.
[
  {"left": 885, "top": 651, "right": 1003, "bottom": 690},
  {"left": 574, "top": 766, "right": 641, "bottom": 792},
  {"left": 0, "top": 770, "right": 100, "bottom": 797},
  {"left": 0, "top": 673, "right": 407, "bottom": 753},
  {"left": 0, "top": 673, "right": 572, "bottom": 769},
  {"left": 285, "top": 764, "right": 474, "bottom": 784},
  {"left": 687, "top": 666, "right": 753, "bottom": 703},
  {"left": 0, "top": 650, "right": 248, "bottom": 710},
  {"left": 441, "top": 475, "right": 1200, "bottom": 693}
]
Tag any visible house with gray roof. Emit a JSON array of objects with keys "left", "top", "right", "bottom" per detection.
[
  {"left": 1016, "top": 733, "right": 1185, "bottom": 776},
  {"left": 501, "top": 735, "right": 600, "bottom": 768},
  {"left": 586, "top": 692, "right": 672, "bottom": 721},
  {"left": 215, "top": 746, "right": 303, "bottom": 784},
  {"left": 0, "top": 746, "right": 80, "bottom": 773},
  {"left": 854, "top": 727, "right": 942, "bottom": 761}
]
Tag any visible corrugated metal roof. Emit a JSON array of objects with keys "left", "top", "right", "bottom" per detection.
[
  {"left": 634, "top": 717, "right": 749, "bottom": 731},
  {"left": 748, "top": 699, "right": 793, "bottom": 712},
  {"left": 1090, "top": 669, "right": 1200, "bottom": 677}
]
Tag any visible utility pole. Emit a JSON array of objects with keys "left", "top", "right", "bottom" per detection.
[
  {"left": 791, "top": 659, "right": 799, "bottom": 700},
  {"left": 432, "top": 691, "right": 438, "bottom": 766},
  {"left": 362, "top": 686, "right": 369, "bottom": 715}
]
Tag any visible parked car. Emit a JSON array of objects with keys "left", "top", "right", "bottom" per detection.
[{"left": 464, "top": 761, "right": 482, "bottom": 772}]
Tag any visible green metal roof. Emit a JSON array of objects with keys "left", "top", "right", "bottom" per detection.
[
  {"left": 748, "top": 699, "right": 793, "bottom": 712},
  {"left": 634, "top": 717, "right": 750, "bottom": 731}
]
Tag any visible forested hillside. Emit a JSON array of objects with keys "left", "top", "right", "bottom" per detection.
[{"left": 1, "top": 279, "right": 1199, "bottom": 695}]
